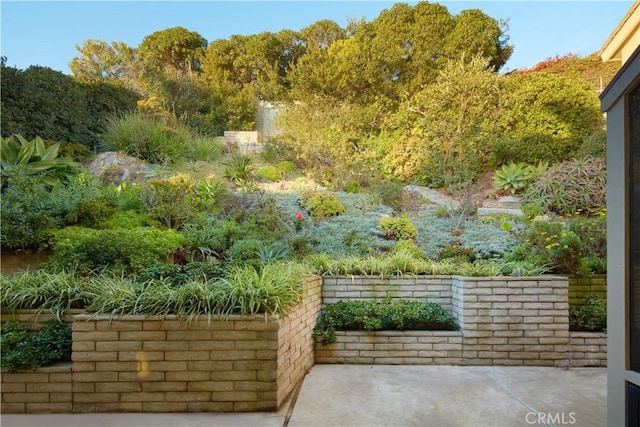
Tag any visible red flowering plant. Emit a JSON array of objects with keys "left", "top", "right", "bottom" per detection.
[{"left": 294, "top": 212, "right": 305, "bottom": 232}]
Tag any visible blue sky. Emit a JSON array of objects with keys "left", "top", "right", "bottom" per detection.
[{"left": 0, "top": 1, "right": 634, "bottom": 75}]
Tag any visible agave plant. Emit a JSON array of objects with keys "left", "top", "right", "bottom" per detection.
[
  {"left": 493, "top": 162, "right": 531, "bottom": 194},
  {"left": 1, "top": 134, "right": 81, "bottom": 190}
]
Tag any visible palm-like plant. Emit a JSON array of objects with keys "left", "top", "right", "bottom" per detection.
[{"left": 1, "top": 134, "right": 80, "bottom": 190}]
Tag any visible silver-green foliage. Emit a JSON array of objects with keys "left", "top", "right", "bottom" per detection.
[{"left": 460, "top": 222, "right": 518, "bottom": 260}]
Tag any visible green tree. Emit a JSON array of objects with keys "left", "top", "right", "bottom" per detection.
[
  {"left": 382, "top": 56, "right": 504, "bottom": 186},
  {"left": 0, "top": 64, "right": 93, "bottom": 145},
  {"left": 137, "top": 26, "right": 207, "bottom": 73},
  {"left": 493, "top": 71, "right": 604, "bottom": 165}
]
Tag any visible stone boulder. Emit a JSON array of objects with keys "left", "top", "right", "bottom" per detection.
[{"left": 86, "top": 152, "right": 156, "bottom": 184}]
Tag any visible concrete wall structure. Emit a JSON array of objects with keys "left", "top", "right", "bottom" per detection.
[{"left": 223, "top": 131, "right": 262, "bottom": 155}]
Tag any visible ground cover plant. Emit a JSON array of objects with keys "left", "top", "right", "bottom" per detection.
[
  {"left": 313, "top": 299, "right": 459, "bottom": 345},
  {"left": 0, "top": 321, "right": 72, "bottom": 372}
]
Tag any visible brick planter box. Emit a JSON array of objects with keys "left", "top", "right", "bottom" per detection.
[
  {"left": 316, "top": 275, "right": 606, "bottom": 367},
  {"left": 1, "top": 277, "right": 322, "bottom": 414}
]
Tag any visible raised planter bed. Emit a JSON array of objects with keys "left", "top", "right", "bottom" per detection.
[
  {"left": 1, "top": 277, "right": 322, "bottom": 414},
  {"left": 316, "top": 275, "right": 606, "bottom": 367}
]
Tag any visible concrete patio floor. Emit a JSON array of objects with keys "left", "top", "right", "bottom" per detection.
[{"left": 2, "top": 365, "right": 606, "bottom": 427}]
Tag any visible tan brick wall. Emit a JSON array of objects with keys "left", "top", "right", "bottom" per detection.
[
  {"left": 322, "top": 276, "right": 453, "bottom": 312},
  {"left": 317, "top": 276, "right": 606, "bottom": 367},
  {"left": 568, "top": 275, "right": 607, "bottom": 306},
  {"left": 569, "top": 331, "right": 607, "bottom": 367},
  {"left": 277, "top": 276, "right": 322, "bottom": 406},
  {"left": 1, "top": 309, "right": 83, "bottom": 329},
  {"left": 1, "top": 364, "right": 72, "bottom": 413},
  {"left": 1, "top": 277, "right": 322, "bottom": 414}
]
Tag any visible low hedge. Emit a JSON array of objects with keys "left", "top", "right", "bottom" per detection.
[{"left": 313, "top": 299, "right": 458, "bottom": 345}]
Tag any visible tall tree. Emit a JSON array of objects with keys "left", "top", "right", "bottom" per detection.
[
  {"left": 70, "top": 39, "right": 146, "bottom": 95},
  {"left": 137, "top": 26, "right": 207, "bottom": 73}
]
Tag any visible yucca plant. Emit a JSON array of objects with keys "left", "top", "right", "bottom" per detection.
[{"left": 1, "top": 134, "right": 81, "bottom": 190}]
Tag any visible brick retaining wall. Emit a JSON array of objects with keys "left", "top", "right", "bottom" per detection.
[
  {"left": 568, "top": 275, "right": 607, "bottom": 306},
  {"left": 316, "top": 276, "right": 606, "bottom": 367},
  {"left": 322, "top": 276, "right": 453, "bottom": 312},
  {"left": 1, "top": 277, "right": 322, "bottom": 414},
  {"left": 0, "top": 364, "right": 72, "bottom": 413}
]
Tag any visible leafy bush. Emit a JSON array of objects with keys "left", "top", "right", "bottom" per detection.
[
  {"left": 141, "top": 174, "right": 198, "bottom": 229},
  {"left": 54, "top": 142, "right": 93, "bottom": 162},
  {"left": 524, "top": 156, "right": 606, "bottom": 215},
  {"left": 256, "top": 165, "right": 282, "bottom": 181},
  {"left": 276, "top": 161, "right": 296, "bottom": 173},
  {"left": 1, "top": 174, "right": 103, "bottom": 249},
  {"left": 302, "top": 191, "right": 345, "bottom": 220},
  {"left": 47, "top": 226, "right": 185, "bottom": 273},
  {"left": 1, "top": 134, "right": 81, "bottom": 190},
  {"left": 379, "top": 214, "right": 418, "bottom": 240},
  {"left": 569, "top": 295, "right": 606, "bottom": 332},
  {"left": 313, "top": 299, "right": 458, "bottom": 345},
  {"left": 1, "top": 321, "right": 72, "bottom": 372},
  {"left": 1, "top": 270, "right": 89, "bottom": 319},
  {"left": 101, "top": 112, "right": 189, "bottom": 164}
]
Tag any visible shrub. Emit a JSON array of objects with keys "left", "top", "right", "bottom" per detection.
[
  {"left": 46, "top": 226, "right": 186, "bottom": 273},
  {"left": 509, "top": 220, "right": 594, "bottom": 275},
  {"left": 302, "top": 191, "right": 345, "bottom": 220},
  {"left": 50, "top": 141, "right": 93, "bottom": 162},
  {"left": 393, "top": 240, "right": 424, "bottom": 259},
  {"left": 313, "top": 299, "right": 458, "bottom": 345},
  {"left": 101, "top": 112, "right": 189, "bottom": 164},
  {"left": 141, "top": 174, "right": 198, "bottom": 229},
  {"left": 276, "top": 160, "right": 296, "bottom": 173},
  {"left": 569, "top": 295, "right": 606, "bottom": 332},
  {"left": 379, "top": 214, "right": 418, "bottom": 240},
  {"left": 524, "top": 156, "right": 606, "bottom": 215},
  {"left": 256, "top": 165, "right": 282, "bottom": 181},
  {"left": 1, "top": 321, "right": 72, "bottom": 372},
  {"left": 1, "top": 174, "right": 101, "bottom": 249}
]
